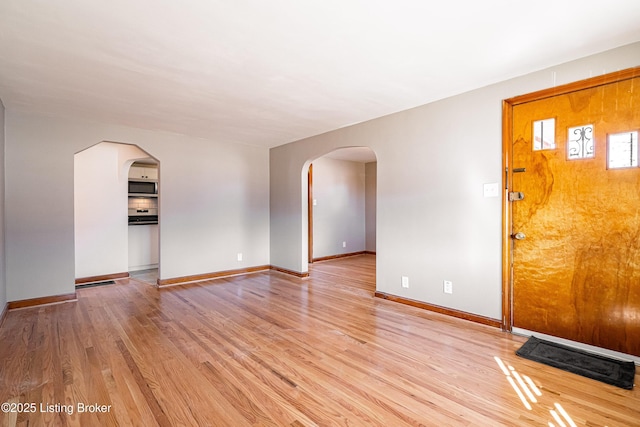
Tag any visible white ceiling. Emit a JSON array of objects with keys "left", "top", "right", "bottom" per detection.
[{"left": 1, "top": 0, "right": 639, "bottom": 151}]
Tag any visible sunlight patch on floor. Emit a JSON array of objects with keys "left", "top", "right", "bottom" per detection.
[{"left": 494, "top": 356, "right": 577, "bottom": 427}]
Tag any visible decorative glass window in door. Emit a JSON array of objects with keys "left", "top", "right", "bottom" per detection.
[
  {"left": 567, "top": 124, "right": 594, "bottom": 159},
  {"left": 608, "top": 131, "right": 638, "bottom": 169},
  {"left": 533, "top": 118, "right": 555, "bottom": 150}
]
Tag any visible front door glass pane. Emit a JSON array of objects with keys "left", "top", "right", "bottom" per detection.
[
  {"left": 608, "top": 131, "right": 638, "bottom": 169},
  {"left": 567, "top": 124, "right": 595, "bottom": 159},
  {"left": 533, "top": 118, "right": 556, "bottom": 150}
]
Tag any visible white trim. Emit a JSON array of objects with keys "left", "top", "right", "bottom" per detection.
[{"left": 512, "top": 327, "right": 640, "bottom": 366}]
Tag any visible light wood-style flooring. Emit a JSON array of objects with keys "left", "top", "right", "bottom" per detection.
[{"left": 1, "top": 255, "right": 638, "bottom": 426}]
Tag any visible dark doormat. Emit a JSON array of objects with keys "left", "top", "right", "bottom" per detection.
[
  {"left": 516, "top": 336, "right": 635, "bottom": 390},
  {"left": 75, "top": 280, "right": 115, "bottom": 290}
]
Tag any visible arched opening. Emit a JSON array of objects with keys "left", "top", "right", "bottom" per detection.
[
  {"left": 74, "top": 141, "right": 160, "bottom": 285},
  {"left": 304, "top": 146, "right": 377, "bottom": 287}
]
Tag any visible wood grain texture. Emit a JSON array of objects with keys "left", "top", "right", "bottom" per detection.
[
  {"left": 7, "top": 293, "right": 77, "bottom": 310},
  {"left": 269, "top": 266, "right": 310, "bottom": 278},
  {"left": 0, "top": 303, "right": 7, "bottom": 329},
  {"left": 502, "top": 99, "right": 514, "bottom": 331},
  {"left": 375, "top": 291, "right": 502, "bottom": 328},
  {"left": 511, "top": 76, "right": 640, "bottom": 356},
  {"left": 312, "top": 251, "right": 367, "bottom": 263},
  {"left": 508, "top": 67, "right": 640, "bottom": 106},
  {"left": 157, "top": 265, "right": 271, "bottom": 287},
  {"left": 1, "top": 255, "right": 638, "bottom": 426},
  {"left": 75, "top": 272, "right": 129, "bottom": 285}
]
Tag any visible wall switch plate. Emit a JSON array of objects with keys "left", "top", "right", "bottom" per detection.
[
  {"left": 342, "top": 241, "right": 346, "bottom": 248},
  {"left": 237, "top": 253, "right": 243, "bottom": 262},
  {"left": 483, "top": 182, "right": 500, "bottom": 198},
  {"left": 313, "top": 199, "right": 317, "bottom": 206},
  {"left": 443, "top": 280, "right": 453, "bottom": 294},
  {"left": 401, "top": 276, "right": 409, "bottom": 288}
]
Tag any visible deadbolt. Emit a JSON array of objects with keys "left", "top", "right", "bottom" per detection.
[
  {"left": 512, "top": 232, "right": 526, "bottom": 240},
  {"left": 509, "top": 191, "right": 525, "bottom": 202}
]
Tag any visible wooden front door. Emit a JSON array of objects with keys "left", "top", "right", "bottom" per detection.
[{"left": 506, "top": 69, "right": 640, "bottom": 357}]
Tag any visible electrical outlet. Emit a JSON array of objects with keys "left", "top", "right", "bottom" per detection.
[
  {"left": 443, "top": 280, "right": 453, "bottom": 294},
  {"left": 401, "top": 276, "right": 409, "bottom": 288},
  {"left": 237, "top": 253, "right": 243, "bottom": 262},
  {"left": 342, "top": 241, "right": 346, "bottom": 248}
]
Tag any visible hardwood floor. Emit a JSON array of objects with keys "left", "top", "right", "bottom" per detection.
[{"left": 1, "top": 254, "right": 638, "bottom": 426}]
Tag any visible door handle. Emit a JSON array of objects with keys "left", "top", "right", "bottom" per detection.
[{"left": 511, "top": 232, "right": 526, "bottom": 240}]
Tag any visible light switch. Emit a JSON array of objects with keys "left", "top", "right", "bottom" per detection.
[{"left": 483, "top": 182, "right": 499, "bottom": 198}]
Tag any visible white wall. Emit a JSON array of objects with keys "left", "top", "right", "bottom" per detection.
[
  {"left": 270, "top": 42, "right": 640, "bottom": 320},
  {"left": 0, "top": 99, "right": 6, "bottom": 311},
  {"left": 365, "top": 162, "right": 376, "bottom": 253},
  {"left": 5, "top": 113, "right": 270, "bottom": 301},
  {"left": 312, "top": 157, "right": 365, "bottom": 258},
  {"left": 128, "top": 224, "right": 159, "bottom": 271},
  {"left": 74, "top": 142, "right": 150, "bottom": 278}
]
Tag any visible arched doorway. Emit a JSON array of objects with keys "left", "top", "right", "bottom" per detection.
[
  {"left": 74, "top": 141, "right": 160, "bottom": 285},
  {"left": 305, "top": 146, "right": 377, "bottom": 285}
]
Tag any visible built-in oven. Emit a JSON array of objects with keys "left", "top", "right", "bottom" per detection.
[{"left": 128, "top": 214, "right": 158, "bottom": 225}]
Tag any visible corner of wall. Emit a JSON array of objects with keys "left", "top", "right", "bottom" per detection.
[
  {"left": 365, "top": 161, "right": 377, "bottom": 253},
  {"left": 0, "top": 97, "right": 7, "bottom": 317}
]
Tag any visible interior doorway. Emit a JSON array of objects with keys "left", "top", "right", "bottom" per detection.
[
  {"left": 74, "top": 141, "right": 160, "bottom": 284},
  {"left": 127, "top": 160, "right": 160, "bottom": 276},
  {"left": 503, "top": 67, "right": 640, "bottom": 358},
  {"left": 306, "top": 146, "right": 377, "bottom": 267}
]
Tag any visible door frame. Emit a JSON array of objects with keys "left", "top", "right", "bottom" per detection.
[
  {"left": 307, "top": 163, "right": 314, "bottom": 264},
  {"left": 501, "top": 66, "right": 640, "bottom": 331}
]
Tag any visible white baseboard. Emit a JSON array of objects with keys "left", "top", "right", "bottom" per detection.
[{"left": 512, "top": 327, "right": 640, "bottom": 366}]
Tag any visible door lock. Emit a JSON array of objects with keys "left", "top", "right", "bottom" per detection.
[
  {"left": 511, "top": 232, "right": 526, "bottom": 240},
  {"left": 509, "top": 191, "right": 525, "bottom": 201}
]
